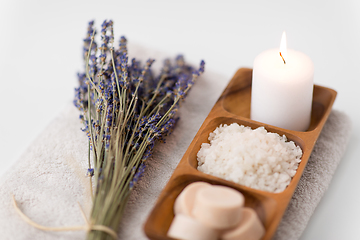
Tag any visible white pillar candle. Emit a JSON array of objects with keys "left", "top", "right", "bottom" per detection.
[{"left": 250, "top": 32, "right": 314, "bottom": 131}]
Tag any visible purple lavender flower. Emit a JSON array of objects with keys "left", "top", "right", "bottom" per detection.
[
  {"left": 119, "top": 36, "right": 127, "bottom": 55},
  {"left": 74, "top": 20, "right": 205, "bottom": 238},
  {"left": 129, "top": 163, "right": 146, "bottom": 190},
  {"left": 86, "top": 168, "right": 94, "bottom": 177}
]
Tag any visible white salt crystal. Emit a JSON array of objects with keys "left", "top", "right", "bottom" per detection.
[{"left": 197, "top": 123, "right": 303, "bottom": 193}]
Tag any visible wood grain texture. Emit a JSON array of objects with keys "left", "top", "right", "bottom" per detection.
[{"left": 144, "top": 68, "right": 337, "bottom": 240}]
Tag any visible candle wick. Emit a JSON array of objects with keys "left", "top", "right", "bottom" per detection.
[{"left": 280, "top": 52, "right": 286, "bottom": 64}]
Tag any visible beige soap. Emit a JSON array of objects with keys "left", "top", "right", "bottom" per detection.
[
  {"left": 192, "top": 185, "right": 245, "bottom": 229},
  {"left": 221, "top": 207, "right": 265, "bottom": 240},
  {"left": 167, "top": 214, "right": 218, "bottom": 240},
  {"left": 174, "top": 181, "right": 211, "bottom": 216}
]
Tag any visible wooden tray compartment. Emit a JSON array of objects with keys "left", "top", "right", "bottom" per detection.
[{"left": 144, "top": 68, "right": 337, "bottom": 240}]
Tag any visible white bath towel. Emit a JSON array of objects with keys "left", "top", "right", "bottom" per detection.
[{"left": 0, "top": 44, "right": 352, "bottom": 240}]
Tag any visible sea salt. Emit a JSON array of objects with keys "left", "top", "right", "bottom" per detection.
[{"left": 197, "top": 123, "right": 302, "bottom": 193}]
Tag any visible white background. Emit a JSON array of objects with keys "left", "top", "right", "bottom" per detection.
[{"left": 0, "top": 0, "right": 359, "bottom": 239}]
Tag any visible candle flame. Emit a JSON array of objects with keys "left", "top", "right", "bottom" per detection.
[{"left": 280, "top": 31, "right": 287, "bottom": 64}]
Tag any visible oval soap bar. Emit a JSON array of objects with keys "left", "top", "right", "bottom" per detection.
[
  {"left": 167, "top": 214, "right": 218, "bottom": 240},
  {"left": 174, "top": 181, "right": 211, "bottom": 216},
  {"left": 192, "top": 185, "right": 245, "bottom": 229},
  {"left": 221, "top": 207, "right": 265, "bottom": 240}
]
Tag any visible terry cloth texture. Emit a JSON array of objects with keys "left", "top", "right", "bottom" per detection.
[{"left": 0, "top": 44, "right": 352, "bottom": 240}]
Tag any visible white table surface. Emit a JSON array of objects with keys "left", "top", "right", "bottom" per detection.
[{"left": 1, "top": 0, "right": 359, "bottom": 239}]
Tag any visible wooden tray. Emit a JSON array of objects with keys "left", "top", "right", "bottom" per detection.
[{"left": 144, "top": 68, "right": 337, "bottom": 240}]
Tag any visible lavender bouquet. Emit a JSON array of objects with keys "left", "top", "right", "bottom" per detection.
[{"left": 73, "top": 20, "right": 204, "bottom": 240}]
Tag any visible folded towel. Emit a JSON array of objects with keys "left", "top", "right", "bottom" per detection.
[
  {"left": 0, "top": 44, "right": 351, "bottom": 240},
  {"left": 274, "top": 109, "right": 351, "bottom": 240}
]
